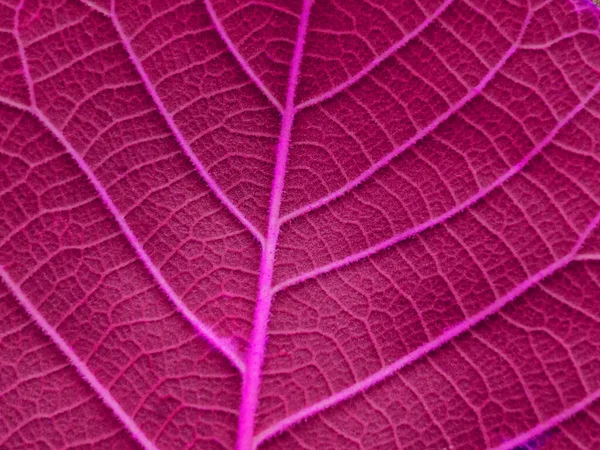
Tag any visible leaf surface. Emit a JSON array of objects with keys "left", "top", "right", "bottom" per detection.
[{"left": 1, "top": 0, "right": 600, "bottom": 449}]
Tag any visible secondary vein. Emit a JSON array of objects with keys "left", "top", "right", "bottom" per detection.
[
  {"left": 110, "top": 0, "right": 266, "bottom": 246},
  {"left": 0, "top": 268, "right": 160, "bottom": 450},
  {"left": 255, "top": 209, "right": 600, "bottom": 447},
  {"left": 10, "top": 0, "right": 246, "bottom": 374}
]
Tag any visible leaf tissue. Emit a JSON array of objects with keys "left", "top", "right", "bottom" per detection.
[{"left": 1, "top": 0, "right": 600, "bottom": 449}]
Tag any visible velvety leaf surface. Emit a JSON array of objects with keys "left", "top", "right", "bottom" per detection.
[{"left": 1, "top": 0, "right": 600, "bottom": 449}]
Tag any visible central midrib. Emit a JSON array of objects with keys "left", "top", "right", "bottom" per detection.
[{"left": 236, "top": 1, "right": 313, "bottom": 449}]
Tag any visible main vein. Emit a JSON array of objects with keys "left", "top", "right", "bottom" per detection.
[{"left": 236, "top": 1, "right": 312, "bottom": 448}]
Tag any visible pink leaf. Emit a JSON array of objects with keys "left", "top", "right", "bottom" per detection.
[{"left": 1, "top": 0, "right": 600, "bottom": 449}]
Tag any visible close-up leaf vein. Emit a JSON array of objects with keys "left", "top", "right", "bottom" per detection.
[{"left": 1, "top": 0, "right": 600, "bottom": 449}]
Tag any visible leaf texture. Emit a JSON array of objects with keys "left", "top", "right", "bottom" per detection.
[{"left": 1, "top": 0, "right": 600, "bottom": 449}]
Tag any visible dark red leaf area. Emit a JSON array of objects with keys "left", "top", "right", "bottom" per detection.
[
  {"left": 210, "top": 0, "right": 302, "bottom": 105},
  {"left": 0, "top": 103, "right": 241, "bottom": 449},
  {"left": 1, "top": 0, "right": 600, "bottom": 449},
  {"left": 1, "top": 286, "right": 140, "bottom": 450}
]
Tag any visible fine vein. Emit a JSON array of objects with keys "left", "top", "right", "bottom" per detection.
[
  {"left": 273, "top": 79, "right": 600, "bottom": 294},
  {"left": 255, "top": 209, "right": 600, "bottom": 446},
  {"left": 491, "top": 386, "right": 600, "bottom": 449},
  {"left": 236, "top": 1, "right": 312, "bottom": 448},
  {"left": 30, "top": 109, "right": 246, "bottom": 373},
  {"left": 0, "top": 268, "right": 160, "bottom": 450},
  {"left": 202, "top": 0, "right": 284, "bottom": 112},
  {"left": 295, "top": 0, "right": 455, "bottom": 110},
  {"left": 12, "top": 6, "right": 245, "bottom": 373},
  {"left": 281, "top": 9, "right": 532, "bottom": 224},
  {"left": 79, "top": 0, "right": 110, "bottom": 16},
  {"left": 110, "top": 1, "right": 265, "bottom": 246}
]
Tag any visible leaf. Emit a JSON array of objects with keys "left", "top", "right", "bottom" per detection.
[{"left": 1, "top": 0, "right": 600, "bottom": 449}]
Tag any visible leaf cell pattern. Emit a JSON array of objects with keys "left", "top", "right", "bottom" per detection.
[{"left": 1, "top": 0, "right": 600, "bottom": 449}]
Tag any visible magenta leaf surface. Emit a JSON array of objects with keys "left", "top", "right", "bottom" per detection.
[{"left": 1, "top": 0, "right": 600, "bottom": 449}]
